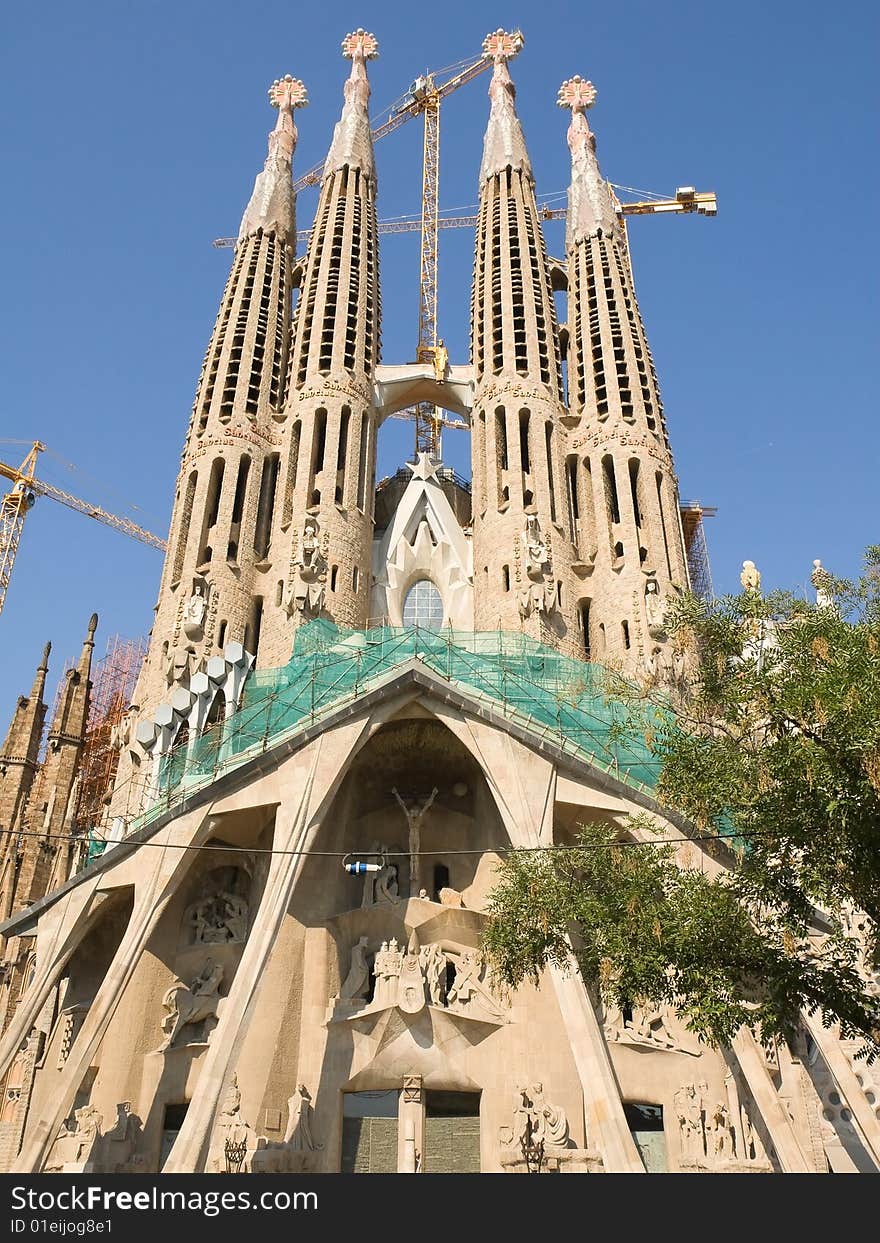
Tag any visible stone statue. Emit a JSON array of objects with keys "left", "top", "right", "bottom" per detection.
[
  {"left": 338, "top": 935, "right": 370, "bottom": 1000},
  {"left": 811, "top": 559, "right": 835, "bottom": 609},
  {"left": 110, "top": 704, "right": 138, "bottom": 753},
  {"left": 644, "top": 578, "right": 666, "bottom": 637},
  {"left": 285, "top": 1085, "right": 322, "bottom": 1151},
  {"left": 188, "top": 891, "right": 248, "bottom": 944},
  {"left": 674, "top": 1083, "right": 705, "bottom": 1163},
  {"left": 511, "top": 1082, "right": 570, "bottom": 1150},
  {"left": 397, "top": 930, "right": 428, "bottom": 1013},
  {"left": 361, "top": 842, "right": 400, "bottom": 907},
  {"left": 519, "top": 516, "right": 557, "bottom": 620},
  {"left": 165, "top": 644, "right": 196, "bottom": 687},
  {"left": 52, "top": 1105, "right": 102, "bottom": 1168},
  {"left": 392, "top": 786, "right": 438, "bottom": 896},
  {"left": 159, "top": 960, "right": 224, "bottom": 1051},
  {"left": 286, "top": 517, "right": 327, "bottom": 618},
  {"left": 740, "top": 560, "right": 761, "bottom": 593},
  {"left": 419, "top": 942, "right": 447, "bottom": 1006},
  {"left": 433, "top": 338, "right": 448, "bottom": 383},
  {"left": 447, "top": 949, "right": 505, "bottom": 1018},
  {"left": 183, "top": 583, "right": 208, "bottom": 640},
  {"left": 709, "top": 1101, "right": 731, "bottom": 1160},
  {"left": 372, "top": 938, "right": 403, "bottom": 1008}
]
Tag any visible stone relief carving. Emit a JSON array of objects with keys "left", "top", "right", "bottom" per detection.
[
  {"left": 511, "top": 1081, "right": 570, "bottom": 1148},
  {"left": 159, "top": 960, "right": 224, "bottom": 1051},
  {"left": 674, "top": 1077, "right": 770, "bottom": 1171},
  {"left": 603, "top": 1000, "right": 700, "bottom": 1057},
  {"left": 285, "top": 516, "right": 327, "bottom": 618},
  {"left": 187, "top": 891, "right": 248, "bottom": 945},
  {"left": 644, "top": 577, "right": 666, "bottom": 639},
  {"left": 250, "top": 1084, "right": 323, "bottom": 1174},
  {"left": 337, "top": 935, "right": 370, "bottom": 1000},
  {"left": 360, "top": 842, "right": 401, "bottom": 907},
  {"left": 519, "top": 515, "right": 557, "bottom": 620},
  {"left": 392, "top": 786, "right": 437, "bottom": 897},
  {"left": 182, "top": 582, "right": 208, "bottom": 641},
  {"left": 284, "top": 1084, "right": 323, "bottom": 1151},
  {"left": 46, "top": 1105, "right": 102, "bottom": 1171}
]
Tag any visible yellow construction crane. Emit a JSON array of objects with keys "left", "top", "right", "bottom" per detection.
[{"left": 0, "top": 441, "right": 166, "bottom": 619}]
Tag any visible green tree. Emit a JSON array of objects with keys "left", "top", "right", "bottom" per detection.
[{"left": 483, "top": 549, "right": 880, "bottom": 1056}]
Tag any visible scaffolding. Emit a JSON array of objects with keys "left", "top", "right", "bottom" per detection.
[
  {"left": 91, "top": 622, "right": 669, "bottom": 857},
  {"left": 679, "top": 501, "right": 716, "bottom": 601},
  {"left": 75, "top": 633, "right": 146, "bottom": 834}
]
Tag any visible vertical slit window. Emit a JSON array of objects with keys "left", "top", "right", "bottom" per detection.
[
  {"left": 197, "top": 458, "right": 225, "bottom": 565},
  {"left": 566, "top": 454, "right": 579, "bottom": 545},
  {"left": 545, "top": 421, "right": 557, "bottom": 524},
  {"left": 656, "top": 472, "right": 673, "bottom": 578},
  {"left": 579, "top": 600, "right": 592, "bottom": 659},
  {"left": 245, "top": 596, "right": 263, "bottom": 661},
  {"left": 603, "top": 455, "right": 621, "bottom": 525},
  {"left": 308, "top": 408, "right": 327, "bottom": 506},
  {"left": 253, "top": 453, "right": 279, "bottom": 559},
  {"left": 356, "top": 411, "right": 369, "bottom": 512},
  {"left": 227, "top": 455, "right": 251, "bottom": 562},
  {"left": 281, "top": 421, "right": 301, "bottom": 529},
  {"left": 629, "top": 459, "right": 643, "bottom": 528},
  {"left": 335, "top": 406, "right": 351, "bottom": 505},
  {"left": 172, "top": 471, "right": 197, "bottom": 585}
]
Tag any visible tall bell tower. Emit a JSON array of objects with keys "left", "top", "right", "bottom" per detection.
[{"left": 559, "top": 76, "right": 690, "bottom": 672}]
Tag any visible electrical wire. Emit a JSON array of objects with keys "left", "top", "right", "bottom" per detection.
[{"left": 0, "top": 823, "right": 748, "bottom": 860}]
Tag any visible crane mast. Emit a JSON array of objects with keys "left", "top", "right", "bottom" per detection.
[{"left": 0, "top": 441, "right": 166, "bottom": 619}]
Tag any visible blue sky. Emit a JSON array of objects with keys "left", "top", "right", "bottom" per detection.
[{"left": 0, "top": 0, "right": 877, "bottom": 714}]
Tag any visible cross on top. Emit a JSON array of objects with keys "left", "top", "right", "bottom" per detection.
[
  {"left": 342, "top": 29, "right": 379, "bottom": 60},
  {"left": 482, "top": 29, "right": 525, "bottom": 64},
  {"left": 557, "top": 75, "right": 597, "bottom": 112},
  {"left": 268, "top": 75, "right": 308, "bottom": 111}
]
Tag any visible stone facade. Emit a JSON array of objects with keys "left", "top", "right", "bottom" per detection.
[{"left": 0, "top": 29, "right": 876, "bottom": 1176}]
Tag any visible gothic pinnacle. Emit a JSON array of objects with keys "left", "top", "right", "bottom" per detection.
[
  {"left": 238, "top": 74, "right": 307, "bottom": 246},
  {"left": 558, "top": 75, "right": 618, "bottom": 248},
  {"left": 323, "top": 29, "right": 379, "bottom": 183},
  {"left": 479, "top": 29, "right": 530, "bottom": 183}
]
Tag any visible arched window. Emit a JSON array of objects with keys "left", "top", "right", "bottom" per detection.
[{"left": 402, "top": 579, "right": 444, "bottom": 630}]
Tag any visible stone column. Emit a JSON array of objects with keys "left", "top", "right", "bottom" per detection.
[
  {"left": 802, "top": 1010, "right": 880, "bottom": 1168},
  {"left": 730, "top": 1029, "right": 811, "bottom": 1172}
]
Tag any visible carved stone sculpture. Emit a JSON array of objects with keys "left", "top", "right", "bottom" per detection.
[
  {"left": 511, "top": 1082, "right": 570, "bottom": 1150},
  {"left": 397, "top": 930, "right": 428, "bottom": 1013},
  {"left": 447, "top": 949, "right": 506, "bottom": 1018},
  {"left": 188, "top": 891, "right": 248, "bottom": 944},
  {"left": 285, "top": 1084, "right": 323, "bottom": 1151},
  {"left": 159, "top": 960, "right": 224, "bottom": 1050},
  {"left": 48, "top": 1105, "right": 102, "bottom": 1170},
  {"left": 392, "top": 786, "right": 437, "bottom": 896},
  {"left": 519, "top": 515, "right": 557, "bottom": 620},
  {"left": 372, "top": 938, "right": 403, "bottom": 1008},
  {"left": 338, "top": 935, "right": 370, "bottom": 1000},
  {"left": 285, "top": 516, "right": 328, "bottom": 617},
  {"left": 361, "top": 842, "right": 400, "bottom": 907},
  {"left": 183, "top": 584, "right": 208, "bottom": 641},
  {"left": 644, "top": 577, "right": 666, "bottom": 638},
  {"left": 419, "top": 942, "right": 447, "bottom": 1006},
  {"left": 740, "top": 560, "right": 761, "bottom": 593}
]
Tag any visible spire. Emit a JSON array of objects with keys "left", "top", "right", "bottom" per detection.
[
  {"left": 238, "top": 75, "right": 308, "bottom": 245},
  {"left": 323, "top": 29, "right": 378, "bottom": 183},
  {"left": 479, "top": 29, "right": 530, "bottom": 183},
  {"left": 558, "top": 76, "right": 618, "bottom": 249},
  {"left": 48, "top": 613, "right": 97, "bottom": 745},
  {"left": 0, "top": 641, "right": 50, "bottom": 834}
]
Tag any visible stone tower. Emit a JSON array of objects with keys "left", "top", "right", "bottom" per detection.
[
  {"left": 261, "top": 28, "right": 382, "bottom": 659},
  {"left": 0, "top": 642, "right": 49, "bottom": 843},
  {"left": 559, "top": 76, "right": 689, "bottom": 673},
  {"left": 1, "top": 616, "right": 96, "bottom": 923},
  {"left": 133, "top": 72, "right": 308, "bottom": 715},
  {"left": 469, "top": 32, "right": 580, "bottom": 649}
]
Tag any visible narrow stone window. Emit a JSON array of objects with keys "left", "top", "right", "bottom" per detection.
[
  {"left": 603, "top": 455, "right": 621, "bottom": 525},
  {"left": 622, "top": 619, "right": 631, "bottom": 649},
  {"left": 217, "top": 620, "right": 227, "bottom": 649},
  {"left": 245, "top": 596, "right": 263, "bottom": 660},
  {"left": 656, "top": 471, "right": 673, "bottom": 578},
  {"left": 281, "top": 421, "right": 301, "bottom": 529},
  {"left": 253, "top": 453, "right": 279, "bottom": 559},
  {"left": 566, "top": 454, "right": 579, "bottom": 545},
  {"left": 352, "top": 565, "right": 360, "bottom": 593},
  {"left": 518, "top": 409, "right": 531, "bottom": 475},
  {"left": 308, "top": 408, "right": 328, "bottom": 507},
  {"left": 356, "top": 411, "right": 369, "bottom": 512},
  {"left": 197, "top": 458, "right": 226, "bottom": 567},
  {"left": 335, "top": 406, "right": 351, "bottom": 505},
  {"left": 227, "top": 454, "right": 250, "bottom": 562},
  {"left": 330, "top": 565, "right": 338, "bottom": 592},
  {"left": 629, "top": 459, "right": 643, "bottom": 528},
  {"left": 502, "top": 565, "right": 510, "bottom": 592},
  {"left": 545, "top": 421, "right": 557, "bottom": 524},
  {"left": 172, "top": 470, "right": 197, "bottom": 586},
  {"left": 432, "top": 863, "right": 450, "bottom": 901},
  {"left": 579, "top": 599, "right": 592, "bottom": 659}
]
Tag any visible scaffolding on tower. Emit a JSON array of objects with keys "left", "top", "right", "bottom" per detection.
[
  {"left": 74, "top": 633, "right": 147, "bottom": 834},
  {"left": 679, "top": 501, "right": 716, "bottom": 601}
]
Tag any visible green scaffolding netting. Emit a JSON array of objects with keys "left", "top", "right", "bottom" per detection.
[{"left": 145, "top": 621, "right": 663, "bottom": 826}]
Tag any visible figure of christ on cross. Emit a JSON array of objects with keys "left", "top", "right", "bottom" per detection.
[{"left": 392, "top": 786, "right": 438, "bottom": 897}]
